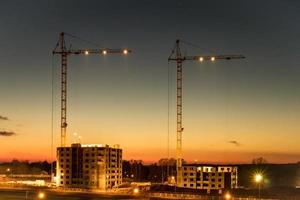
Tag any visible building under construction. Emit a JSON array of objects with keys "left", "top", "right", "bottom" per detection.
[
  {"left": 56, "top": 143, "right": 122, "bottom": 190},
  {"left": 180, "top": 164, "right": 238, "bottom": 192}
]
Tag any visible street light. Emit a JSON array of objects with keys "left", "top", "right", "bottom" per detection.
[
  {"left": 254, "top": 174, "right": 263, "bottom": 199},
  {"left": 38, "top": 192, "right": 45, "bottom": 199},
  {"left": 133, "top": 188, "right": 139, "bottom": 194},
  {"left": 224, "top": 192, "right": 232, "bottom": 199}
]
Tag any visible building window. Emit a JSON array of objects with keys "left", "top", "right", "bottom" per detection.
[
  {"left": 190, "top": 178, "right": 194, "bottom": 181},
  {"left": 190, "top": 184, "right": 194, "bottom": 187}
]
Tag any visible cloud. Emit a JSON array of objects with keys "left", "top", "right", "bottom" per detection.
[
  {"left": 228, "top": 140, "right": 240, "bottom": 147},
  {"left": 0, "top": 115, "right": 9, "bottom": 121},
  {"left": 0, "top": 131, "right": 16, "bottom": 136}
]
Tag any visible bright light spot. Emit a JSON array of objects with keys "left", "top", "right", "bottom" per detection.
[
  {"left": 199, "top": 57, "right": 204, "bottom": 62},
  {"left": 6, "top": 168, "right": 10, "bottom": 172},
  {"left": 85, "top": 50, "right": 89, "bottom": 55},
  {"left": 211, "top": 57, "right": 215, "bottom": 61},
  {"left": 102, "top": 50, "right": 107, "bottom": 55},
  {"left": 224, "top": 192, "right": 231, "bottom": 199},
  {"left": 38, "top": 192, "right": 45, "bottom": 199},
  {"left": 171, "top": 176, "right": 175, "bottom": 180},
  {"left": 123, "top": 49, "right": 128, "bottom": 55},
  {"left": 255, "top": 174, "right": 263, "bottom": 183},
  {"left": 133, "top": 188, "right": 139, "bottom": 194}
]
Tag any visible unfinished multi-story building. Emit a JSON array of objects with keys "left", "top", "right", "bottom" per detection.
[
  {"left": 56, "top": 143, "right": 122, "bottom": 190},
  {"left": 180, "top": 164, "right": 238, "bottom": 192}
]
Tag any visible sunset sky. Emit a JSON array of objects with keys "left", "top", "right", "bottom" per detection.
[{"left": 1, "top": 0, "right": 300, "bottom": 164}]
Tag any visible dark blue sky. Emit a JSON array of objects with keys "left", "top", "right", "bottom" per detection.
[{"left": 1, "top": 0, "right": 300, "bottom": 163}]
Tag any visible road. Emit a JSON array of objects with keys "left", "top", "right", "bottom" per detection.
[{"left": 0, "top": 188, "right": 145, "bottom": 200}]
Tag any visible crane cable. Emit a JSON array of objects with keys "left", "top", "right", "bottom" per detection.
[
  {"left": 180, "top": 39, "right": 219, "bottom": 54},
  {"left": 50, "top": 54, "right": 55, "bottom": 181},
  {"left": 64, "top": 32, "right": 103, "bottom": 48},
  {"left": 167, "top": 60, "right": 170, "bottom": 178}
]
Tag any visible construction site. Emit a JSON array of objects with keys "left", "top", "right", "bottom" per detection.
[
  {"left": 50, "top": 32, "right": 245, "bottom": 196},
  {"left": 1, "top": 1, "right": 300, "bottom": 199}
]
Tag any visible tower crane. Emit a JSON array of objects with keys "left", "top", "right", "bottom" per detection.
[
  {"left": 53, "top": 32, "right": 131, "bottom": 147},
  {"left": 168, "top": 39, "right": 245, "bottom": 186}
]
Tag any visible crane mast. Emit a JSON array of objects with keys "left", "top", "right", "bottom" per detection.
[
  {"left": 53, "top": 32, "right": 131, "bottom": 147},
  {"left": 168, "top": 39, "right": 245, "bottom": 187}
]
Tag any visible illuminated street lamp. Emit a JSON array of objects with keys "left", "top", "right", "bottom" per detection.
[
  {"left": 224, "top": 192, "right": 232, "bottom": 199},
  {"left": 6, "top": 168, "right": 12, "bottom": 178},
  {"left": 133, "top": 188, "right": 139, "bottom": 194},
  {"left": 38, "top": 192, "right": 45, "bottom": 199},
  {"left": 254, "top": 174, "right": 263, "bottom": 199}
]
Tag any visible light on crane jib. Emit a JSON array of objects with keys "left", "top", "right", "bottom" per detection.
[
  {"left": 123, "top": 49, "right": 128, "bottom": 55},
  {"left": 84, "top": 50, "right": 89, "bottom": 55}
]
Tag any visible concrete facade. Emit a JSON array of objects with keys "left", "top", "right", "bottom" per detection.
[
  {"left": 56, "top": 143, "right": 122, "bottom": 190},
  {"left": 181, "top": 164, "right": 238, "bottom": 192}
]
